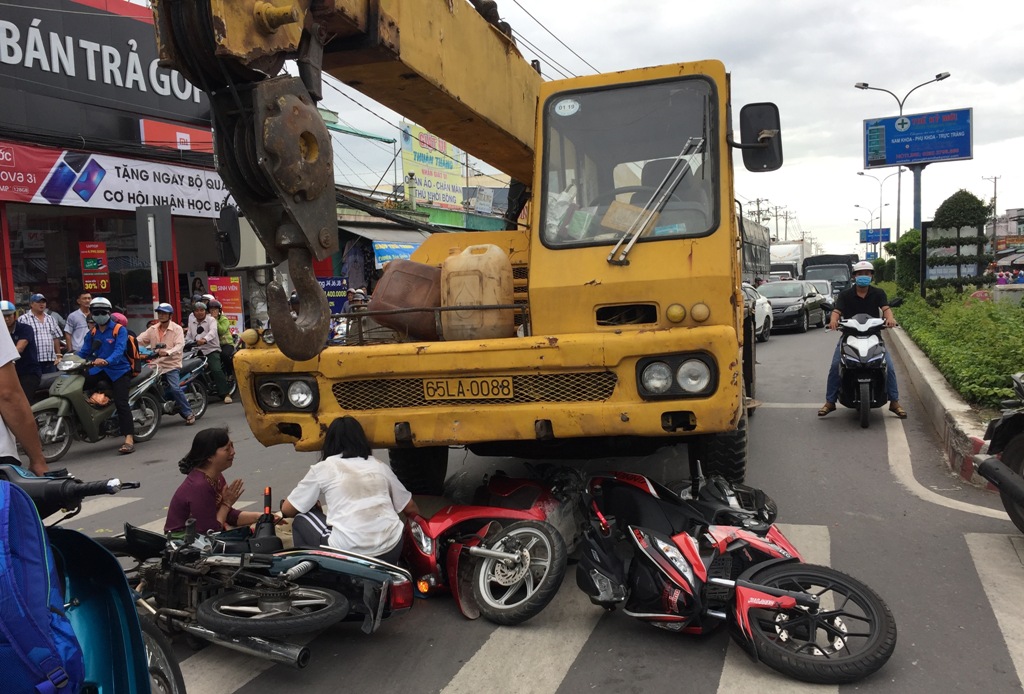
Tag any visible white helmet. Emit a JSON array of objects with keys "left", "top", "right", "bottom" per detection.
[
  {"left": 89, "top": 297, "right": 112, "bottom": 311},
  {"left": 852, "top": 260, "right": 875, "bottom": 273}
]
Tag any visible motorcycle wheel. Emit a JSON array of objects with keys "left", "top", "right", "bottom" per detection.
[
  {"left": 35, "top": 409, "right": 73, "bottom": 463},
  {"left": 472, "top": 520, "right": 567, "bottom": 626},
  {"left": 133, "top": 393, "right": 163, "bottom": 442},
  {"left": 196, "top": 586, "right": 349, "bottom": 637},
  {"left": 185, "top": 380, "right": 208, "bottom": 420},
  {"left": 739, "top": 563, "right": 897, "bottom": 684},
  {"left": 859, "top": 382, "right": 871, "bottom": 429},
  {"left": 997, "top": 434, "right": 1024, "bottom": 535},
  {"left": 140, "top": 616, "right": 186, "bottom": 694}
]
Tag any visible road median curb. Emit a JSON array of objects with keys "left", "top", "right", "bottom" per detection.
[{"left": 887, "top": 327, "right": 989, "bottom": 486}]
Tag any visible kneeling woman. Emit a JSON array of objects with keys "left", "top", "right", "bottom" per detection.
[
  {"left": 281, "top": 416, "right": 419, "bottom": 563},
  {"left": 166, "top": 427, "right": 262, "bottom": 534}
]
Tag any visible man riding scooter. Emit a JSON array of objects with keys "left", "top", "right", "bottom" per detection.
[
  {"left": 77, "top": 297, "right": 136, "bottom": 454},
  {"left": 819, "top": 261, "right": 907, "bottom": 419},
  {"left": 137, "top": 303, "right": 195, "bottom": 425}
]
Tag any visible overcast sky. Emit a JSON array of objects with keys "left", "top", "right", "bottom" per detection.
[{"left": 317, "top": 0, "right": 1024, "bottom": 255}]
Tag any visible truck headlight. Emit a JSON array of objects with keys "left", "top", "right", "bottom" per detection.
[
  {"left": 258, "top": 383, "right": 285, "bottom": 409},
  {"left": 676, "top": 360, "right": 711, "bottom": 393},
  {"left": 287, "top": 381, "right": 315, "bottom": 408},
  {"left": 641, "top": 362, "right": 673, "bottom": 394}
]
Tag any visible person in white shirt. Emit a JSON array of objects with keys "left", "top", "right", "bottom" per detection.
[
  {"left": 63, "top": 291, "right": 93, "bottom": 352},
  {"left": 281, "top": 416, "right": 419, "bottom": 563},
  {"left": 0, "top": 324, "right": 49, "bottom": 476}
]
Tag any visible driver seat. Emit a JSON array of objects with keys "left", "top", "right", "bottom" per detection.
[{"left": 628, "top": 158, "right": 710, "bottom": 235}]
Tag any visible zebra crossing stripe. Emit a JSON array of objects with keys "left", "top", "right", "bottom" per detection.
[
  {"left": 966, "top": 533, "right": 1024, "bottom": 687},
  {"left": 716, "top": 523, "right": 834, "bottom": 693},
  {"left": 45, "top": 495, "right": 142, "bottom": 525}
]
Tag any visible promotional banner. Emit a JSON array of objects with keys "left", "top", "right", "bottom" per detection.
[
  {"left": 0, "top": 141, "right": 231, "bottom": 218},
  {"left": 400, "top": 121, "right": 465, "bottom": 210},
  {"left": 371, "top": 240, "right": 421, "bottom": 269},
  {"left": 79, "top": 241, "right": 110, "bottom": 293},
  {"left": 207, "top": 276, "right": 244, "bottom": 334},
  {"left": 317, "top": 277, "right": 349, "bottom": 314}
]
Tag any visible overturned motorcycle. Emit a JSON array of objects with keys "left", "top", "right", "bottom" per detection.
[
  {"left": 101, "top": 489, "right": 414, "bottom": 668},
  {"left": 403, "top": 465, "right": 583, "bottom": 625},
  {"left": 574, "top": 461, "right": 897, "bottom": 684}
]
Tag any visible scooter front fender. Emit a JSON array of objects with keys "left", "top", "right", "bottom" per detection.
[
  {"left": 48, "top": 527, "right": 152, "bottom": 692},
  {"left": 728, "top": 557, "right": 801, "bottom": 662},
  {"left": 447, "top": 521, "right": 502, "bottom": 621},
  {"left": 32, "top": 396, "right": 72, "bottom": 417}
]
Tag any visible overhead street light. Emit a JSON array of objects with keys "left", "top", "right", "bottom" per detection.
[
  {"left": 853, "top": 73, "right": 951, "bottom": 238},
  {"left": 857, "top": 168, "right": 903, "bottom": 244}
]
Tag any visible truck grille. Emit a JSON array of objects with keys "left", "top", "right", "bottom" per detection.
[{"left": 332, "top": 372, "right": 618, "bottom": 410}]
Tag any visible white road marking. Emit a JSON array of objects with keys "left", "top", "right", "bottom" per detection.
[
  {"left": 885, "top": 416, "right": 1007, "bottom": 520},
  {"left": 45, "top": 495, "right": 142, "bottom": 525},
  {"left": 754, "top": 403, "right": 821, "bottom": 409},
  {"left": 441, "top": 582, "right": 604, "bottom": 694},
  {"left": 717, "top": 524, "right": 834, "bottom": 693},
  {"left": 966, "top": 533, "right": 1024, "bottom": 687},
  {"left": 180, "top": 634, "right": 315, "bottom": 694}
]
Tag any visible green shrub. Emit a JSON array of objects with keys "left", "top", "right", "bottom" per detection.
[{"left": 889, "top": 289, "right": 1024, "bottom": 407}]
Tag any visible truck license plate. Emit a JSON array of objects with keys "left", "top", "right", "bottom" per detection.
[{"left": 422, "top": 377, "right": 514, "bottom": 401}]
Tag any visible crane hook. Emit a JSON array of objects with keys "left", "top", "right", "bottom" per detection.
[{"left": 265, "top": 245, "right": 331, "bottom": 362}]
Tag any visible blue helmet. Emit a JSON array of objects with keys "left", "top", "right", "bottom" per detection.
[
  {"left": 156, "top": 303, "right": 174, "bottom": 314},
  {"left": 0, "top": 300, "right": 15, "bottom": 314}
]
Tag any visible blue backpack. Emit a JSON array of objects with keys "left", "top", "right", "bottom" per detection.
[{"left": 0, "top": 481, "right": 85, "bottom": 693}]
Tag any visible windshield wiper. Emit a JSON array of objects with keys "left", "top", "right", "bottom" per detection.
[{"left": 607, "top": 137, "right": 704, "bottom": 266}]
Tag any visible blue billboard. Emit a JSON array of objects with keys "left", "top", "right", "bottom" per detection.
[
  {"left": 863, "top": 108, "right": 972, "bottom": 169},
  {"left": 859, "top": 228, "right": 891, "bottom": 244}
]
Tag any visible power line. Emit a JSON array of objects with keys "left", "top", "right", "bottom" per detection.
[
  {"left": 511, "top": 30, "right": 575, "bottom": 79},
  {"left": 509, "top": 0, "right": 599, "bottom": 74}
]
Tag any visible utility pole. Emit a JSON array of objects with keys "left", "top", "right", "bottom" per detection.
[
  {"left": 983, "top": 175, "right": 1000, "bottom": 241},
  {"left": 770, "top": 205, "right": 786, "bottom": 240},
  {"left": 753, "top": 198, "right": 770, "bottom": 227}
]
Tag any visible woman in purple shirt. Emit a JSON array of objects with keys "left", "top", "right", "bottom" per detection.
[{"left": 165, "top": 427, "right": 261, "bottom": 534}]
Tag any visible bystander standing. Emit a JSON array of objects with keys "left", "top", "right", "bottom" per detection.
[{"left": 18, "top": 293, "right": 62, "bottom": 373}]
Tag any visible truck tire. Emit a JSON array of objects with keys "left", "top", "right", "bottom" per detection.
[
  {"left": 689, "top": 411, "right": 747, "bottom": 484},
  {"left": 388, "top": 446, "right": 449, "bottom": 495}
]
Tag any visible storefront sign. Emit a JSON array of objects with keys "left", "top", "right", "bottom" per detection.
[
  {"left": 372, "top": 241, "right": 421, "bottom": 269},
  {"left": 400, "top": 121, "right": 465, "bottom": 210},
  {"left": 207, "top": 276, "right": 244, "bottom": 334},
  {"left": 79, "top": 241, "right": 110, "bottom": 293},
  {"left": 317, "top": 277, "right": 349, "bottom": 314},
  {"left": 0, "top": 140, "right": 231, "bottom": 218},
  {"left": 996, "top": 235, "right": 1024, "bottom": 251}
]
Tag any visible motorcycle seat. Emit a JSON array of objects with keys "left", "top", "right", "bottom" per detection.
[
  {"left": 129, "top": 365, "right": 154, "bottom": 388},
  {"left": 38, "top": 372, "right": 59, "bottom": 392},
  {"left": 122, "top": 522, "right": 167, "bottom": 560},
  {"left": 602, "top": 482, "right": 707, "bottom": 537},
  {"left": 181, "top": 357, "right": 204, "bottom": 374}
]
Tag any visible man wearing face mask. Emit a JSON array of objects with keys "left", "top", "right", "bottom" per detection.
[
  {"left": 76, "top": 297, "right": 136, "bottom": 454},
  {"left": 819, "top": 261, "right": 905, "bottom": 419}
]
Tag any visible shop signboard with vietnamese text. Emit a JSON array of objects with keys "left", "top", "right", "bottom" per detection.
[
  {"left": 79, "top": 241, "right": 110, "bottom": 294},
  {"left": 400, "top": 121, "right": 465, "bottom": 210},
  {"left": 863, "top": 108, "right": 973, "bottom": 169},
  {"left": 317, "top": 277, "right": 348, "bottom": 314},
  {"left": 0, "top": 141, "right": 231, "bottom": 218},
  {"left": 207, "top": 276, "right": 244, "bottom": 334},
  {"left": 372, "top": 241, "right": 421, "bottom": 269}
]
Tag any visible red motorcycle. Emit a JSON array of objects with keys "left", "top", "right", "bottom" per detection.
[
  {"left": 575, "top": 465, "right": 897, "bottom": 684},
  {"left": 402, "top": 466, "right": 583, "bottom": 625}
]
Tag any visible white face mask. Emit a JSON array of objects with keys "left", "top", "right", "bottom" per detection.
[{"left": 93, "top": 313, "right": 111, "bottom": 326}]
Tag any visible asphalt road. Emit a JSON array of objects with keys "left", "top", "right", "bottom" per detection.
[{"left": 49, "top": 324, "right": 1024, "bottom": 693}]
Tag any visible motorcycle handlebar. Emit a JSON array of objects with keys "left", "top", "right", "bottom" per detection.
[{"left": 0, "top": 467, "right": 138, "bottom": 520}]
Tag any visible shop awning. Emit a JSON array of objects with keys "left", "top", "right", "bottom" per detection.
[{"left": 340, "top": 226, "right": 434, "bottom": 269}]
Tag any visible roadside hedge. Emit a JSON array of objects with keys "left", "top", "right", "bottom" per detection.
[{"left": 881, "top": 282, "right": 1024, "bottom": 408}]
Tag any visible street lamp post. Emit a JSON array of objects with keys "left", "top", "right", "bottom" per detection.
[
  {"left": 858, "top": 168, "right": 903, "bottom": 249},
  {"left": 854, "top": 73, "right": 950, "bottom": 238},
  {"left": 855, "top": 215, "right": 872, "bottom": 259},
  {"left": 855, "top": 202, "right": 889, "bottom": 258}
]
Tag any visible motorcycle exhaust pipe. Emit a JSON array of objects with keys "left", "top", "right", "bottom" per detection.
[
  {"left": 974, "top": 455, "right": 1024, "bottom": 507},
  {"left": 182, "top": 624, "right": 311, "bottom": 669}
]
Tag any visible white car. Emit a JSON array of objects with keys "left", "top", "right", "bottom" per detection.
[{"left": 742, "top": 282, "right": 772, "bottom": 342}]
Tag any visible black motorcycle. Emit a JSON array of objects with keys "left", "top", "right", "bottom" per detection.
[
  {"left": 975, "top": 372, "right": 1024, "bottom": 533},
  {"left": 183, "top": 340, "right": 238, "bottom": 400},
  {"left": 835, "top": 313, "right": 891, "bottom": 428}
]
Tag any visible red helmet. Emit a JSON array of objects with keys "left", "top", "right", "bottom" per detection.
[{"left": 111, "top": 312, "right": 128, "bottom": 327}]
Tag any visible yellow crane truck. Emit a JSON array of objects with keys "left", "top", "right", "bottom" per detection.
[{"left": 151, "top": 0, "right": 782, "bottom": 492}]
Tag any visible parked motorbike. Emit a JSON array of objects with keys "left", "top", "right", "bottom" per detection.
[
  {"left": 101, "top": 488, "right": 414, "bottom": 668},
  {"left": 32, "top": 354, "right": 163, "bottom": 463},
  {"left": 0, "top": 464, "right": 185, "bottom": 692},
  {"left": 142, "top": 343, "right": 210, "bottom": 420},
  {"left": 835, "top": 313, "right": 892, "bottom": 428},
  {"left": 184, "top": 339, "right": 238, "bottom": 400},
  {"left": 975, "top": 372, "right": 1024, "bottom": 534},
  {"left": 574, "top": 460, "right": 897, "bottom": 684},
  {"left": 403, "top": 465, "right": 582, "bottom": 625}
]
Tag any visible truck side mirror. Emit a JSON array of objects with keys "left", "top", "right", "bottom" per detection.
[
  {"left": 737, "top": 103, "right": 783, "bottom": 172},
  {"left": 216, "top": 206, "right": 241, "bottom": 269}
]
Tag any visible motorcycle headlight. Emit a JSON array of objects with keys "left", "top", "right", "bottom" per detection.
[
  {"left": 57, "top": 360, "right": 78, "bottom": 371},
  {"left": 641, "top": 362, "right": 673, "bottom": 394},
  {"left": 409, "top": 521, "right": 433, "bottom": 555},
  {"left": 287, "top": 381, "right": 315, "bottom": 409},
  {"left": 676, "top": 360, "right": 711, "bottom": 393},
  {"left": 654, "top": 537, "right": 694, "bottom": 585}
]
